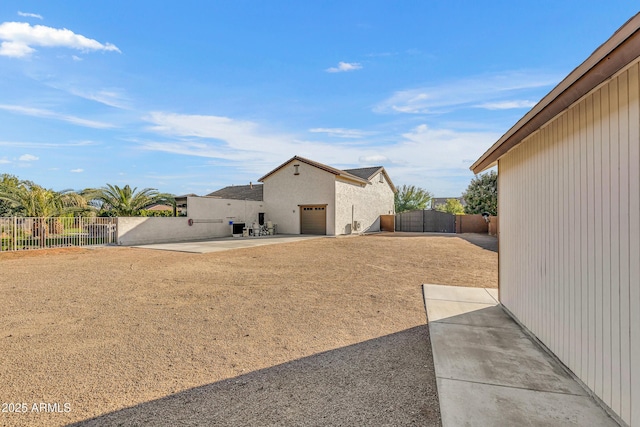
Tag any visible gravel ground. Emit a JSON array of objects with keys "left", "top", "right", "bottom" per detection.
[{"left": 0, "top": 233, "right": 497, "bottom": 426}]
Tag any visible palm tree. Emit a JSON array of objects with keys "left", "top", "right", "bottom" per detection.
[
  {"left": 0, "top": 180, "right": 93, "bottom": 240},
  {"left": 0, "top": 180, "right": 89, "bottom": 217},
  {"left": 89, "top": 184, "right": 173, "bottom": 217}
]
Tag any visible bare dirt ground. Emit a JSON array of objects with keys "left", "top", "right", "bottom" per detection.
[{"left": 0, "top": 233, "right": 497, "bottom": 426}]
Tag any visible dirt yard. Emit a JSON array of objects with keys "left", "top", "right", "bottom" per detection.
[{"left": 0, "top": 233, "right": 497, "bottom": 426}]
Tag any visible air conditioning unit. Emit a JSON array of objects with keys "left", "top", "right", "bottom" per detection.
[{"left": 352, "top": 221, "right": 361, "bottom": 231}]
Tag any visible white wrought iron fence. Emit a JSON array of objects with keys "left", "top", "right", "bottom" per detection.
[{"left": 0, "top": 217, "right": 117, "bottom": 252}]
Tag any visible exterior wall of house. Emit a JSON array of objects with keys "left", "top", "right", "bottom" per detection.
[
  {"left": 498, "top": 60, "right": 640, "bottom": 425},
  {"left": 334, "top": 173, "right": 395, "bottom": 234},
  {"left": 262, "top": 160, "right": 336, "bottom": 235},
  {"left": 117, "top": 197, "right": 264, "bottom": 245}
]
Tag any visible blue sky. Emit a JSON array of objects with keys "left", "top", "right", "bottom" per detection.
[{"left": 0, "top": 2, "right": 638, "bottom": 197}]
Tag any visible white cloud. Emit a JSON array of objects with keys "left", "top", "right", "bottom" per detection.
[
  {"left": 18, "top": 12, "right": 43, "bottom": 20},
  {"left": 0, "top": 21, "right": 120, "bottom": 58},
  {"left": 68, "top": 88, "right": 129, "bottom": 109},
  {"left": 0, "top": 157, "right": 10, "bottom": 164},
  {"left": 309, "top": 127, "right": 373, "bottom": 138},
  {"left": 0, "top": 104, "right": 114, "bottom": 129},
  {"left": 140, "top": 110, "right": 499, "bottom": 195},
  {"left": 71, "top": 55, "right": 82, "bottom": 61},
  {"left": 475, "top": 100, "right": 537, "bottom": 110},
  {"left": 70, "top": 168, "right": 84, "bottom": 173},
  {"left": 141, "top": 111, "right": 388, "bottom": 177},
  {"left": 374, "top": 71, "right": 560, "bottom": 114},
  {"left": 0, "top": 140, "right": 96, "bottom": 148},
  {"left": 19, "top": 154, "right": 38, "bottom": 161},
  {"left": 326, "top": 61, "right": 362, "bottom": 73},
  {"left": 359, "top": 155, "right": 389, "bottom": 164}
]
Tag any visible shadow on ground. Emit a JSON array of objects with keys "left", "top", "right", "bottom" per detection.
[
  {"left": 69, "top": 326, "right": 441, "bottom": 427},
  {"left": 457, "top": 234, "right": 498, "bottom": 252},
  {"left": 370, "top": 232, "right": 498, "bottom": 253}
]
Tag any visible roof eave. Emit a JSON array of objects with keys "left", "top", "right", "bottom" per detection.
[{"left": 471, "top": 13, "right": 640, "bottom": 174}]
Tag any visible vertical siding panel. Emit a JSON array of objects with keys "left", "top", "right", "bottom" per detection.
[
  {"left": 527, "top": 130, "right": 546, "bottom": 339},
  {"left": 527, "top": 137, "right": 533, "bottom": 331},
  {"left": 543, "top": 121, "right": 560, "bottom": 351},
  {"left": 553, "top": 116, "right": 561, "bottom": 356},
  {"left": 563, "top": 109, "right": 571, "bottom": 365},
  {"left": 585, "top": 93, "right": 596, "bottom": 391},
  {"left": 593, "top": 87, "right": 604, "bottom": 400},
  {"left": 579, "top": 99, "right": 588, "bottom": 381},
  {"left": 609, "top": 76, "right": 621, "bottom": 416},
  {"left": 618, "top": 69, "right": 632, "bottom": 424},
  {"left": 570, "top": 105, "right": 579, "bottom": 373},
  {"left": 554, "top": 113, "right": 567, "bottom": 363},
  {"left": 628, "top": 62, "right": 640, "bottom": 427},
  {"left": 601, "top": 83, "right": 613, "bottom": 406}
]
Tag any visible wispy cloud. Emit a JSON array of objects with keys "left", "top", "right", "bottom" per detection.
[
  {"left": 17, "top": 12, "right": 43, "bottom": 20},
  {"left": 0, "top": 157, "right": 10, "bottom": 164},
  {"left": 326, "top": 61, "right": 362, "bottom": 73},
  {"left": 141, "top": 111, "right": 387, "bottom": 176},
  {"left": 0, "top": 140, "right": 97, "bottom": 148},
  {"left": 359, "top": 155, "right": 389, "bottom": 164},
  {"left": 0, "top": 104, "right": 115, "bottom": 129},
  {"left": 475, "top": 100, "right": 537, "bottom": 110},
  {"left": 18, "top": 154, "right": 38, "bottom": 161},
  {"left": 140, "top": 110, "right": 497, "bottom": 195},
  {"left": 70, "top": 168, "right": 83, "bottom": 173},
  {"left": 68, "top": 87, "right": 130, "bottom": 109},
  {"left": 374, "top": 71, "right": 559, "bottom": 114},
  {"left": 309, "top": 127, "right": 373, "bottom": 139},
  {"left": 0, "top": 21, "right": 120, "bottom": 58}
]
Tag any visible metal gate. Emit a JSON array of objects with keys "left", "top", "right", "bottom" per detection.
[{"left": 395, "top": 210, "right": 456, "bottom": 233}]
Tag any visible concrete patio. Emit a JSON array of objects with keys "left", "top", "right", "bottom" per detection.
[
  {"left": 423, "top": 284, "right": 619, "bottom": 426},
  {"left": 130, "top": 234, "right": 326, "bottom": 253}
]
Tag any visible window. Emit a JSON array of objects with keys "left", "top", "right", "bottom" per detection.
[{"left": 294, "top": 164, "right": 300, "bottom": 175}]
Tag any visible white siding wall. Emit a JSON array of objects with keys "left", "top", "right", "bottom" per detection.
[
  {"left": 262, "top": 161, "right": 336, "bottom": 235},
  {"left": 499, "top": 60, "right": 640, "bottom": 425},
  {"left": 335, "top": 174, "right": 395, "bottom": 234}
]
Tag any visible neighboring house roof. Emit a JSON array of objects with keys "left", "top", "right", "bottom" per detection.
[
  {"left": 145, "top": 204, "right": 173, "bottom": 211},
  {"left": 343, "top": 166, "right": 397, "bottom": 193},
  {"left": 343, "top": 166, "right": 383, "bottom": 180},
  {"left": 206, "top": 184, "right": 263, "bottom": 201},
  {"left": 472, "top": 13, "right": 640, "bottom": 174},
  {"left": 258, "top": 155, "right": 396, "bottom": 191}
]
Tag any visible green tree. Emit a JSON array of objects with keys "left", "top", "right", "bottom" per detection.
[
  {"left": 0, "top": 179, "right": 89, "bottom": 217},
  {"left": 436, "top": 198, "right": 466, "bottom": 215},
  {"left": 394, "top": 185, "right": 433, "bottom": 213},
  {"left": 0, "top": 174, "right": 21, "bottom": 216},
  {"left": 463, "top": 170, "right": 497, "bottom": 215},
  {"left": 89, "top": 184, "right": 174, "bottom": 217}
]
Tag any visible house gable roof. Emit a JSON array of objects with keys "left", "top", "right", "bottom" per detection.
[
  {"left": 206, "top": 184, "right": 263, "bottom": 201},
  {"left": 258, "top": 155, "right": 368, "bottom": 185},
  {"left": 471, "top": 13, "right": 640, "bottom": 174}
]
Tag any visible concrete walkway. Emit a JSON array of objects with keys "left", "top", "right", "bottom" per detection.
[
  {"left": 131, "top": 235, "right": 326, "bottom": 254},
  {"left": 422, "top": 284, "right": 618, "bottom": 426}
]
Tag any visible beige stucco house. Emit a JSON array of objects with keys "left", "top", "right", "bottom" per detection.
[
  {"left": 258, "top": 156, "right": 396, "bottom": 235},
  {"left": 472, "top": 13, "right": 640, "bottom": 426}
]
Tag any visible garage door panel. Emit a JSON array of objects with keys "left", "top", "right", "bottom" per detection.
[{"left": 300, "top": 206, "right": 326, "bottom": 235}]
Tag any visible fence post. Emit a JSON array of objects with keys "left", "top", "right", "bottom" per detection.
[{"left": 13, "top": 216, "right": 17, "bottom": 251}]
